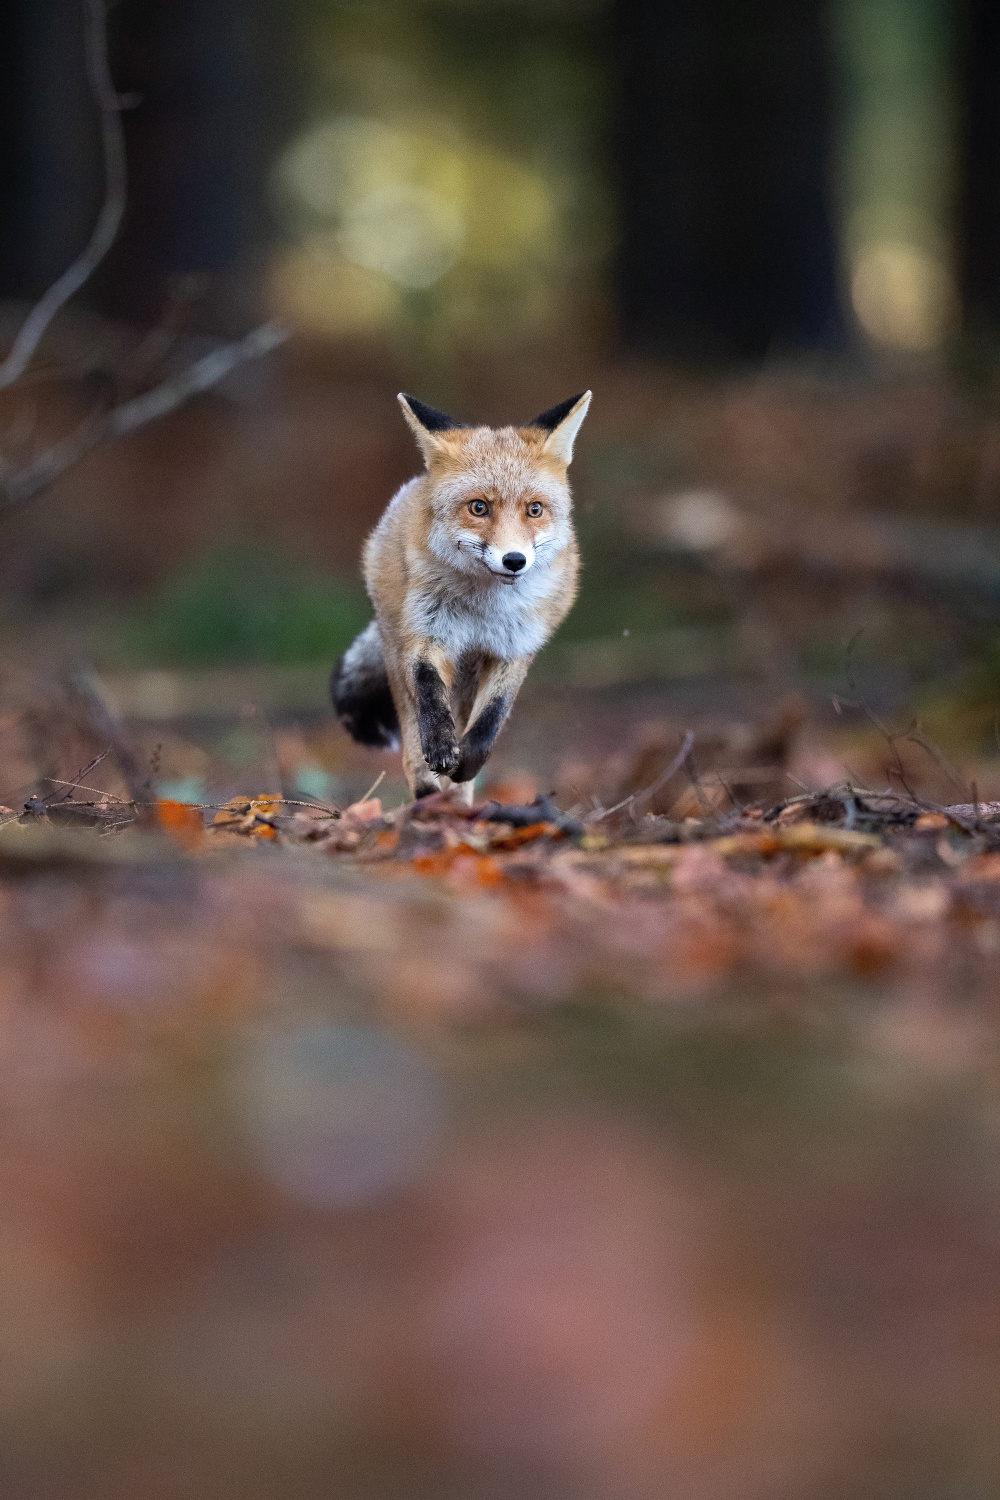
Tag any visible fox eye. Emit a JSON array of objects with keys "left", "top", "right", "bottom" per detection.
[
  {"left": 526, "top": 501, "right": 544, "bottom": 518},
  {"left": 468, "top": 499, "right": 489, "bottom": 517}
]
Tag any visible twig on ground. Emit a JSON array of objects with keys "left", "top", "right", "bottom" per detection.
[
  {"left": 843, "top": 631, "right": 973, "bottom": 810},
  {"left": 590, "top": 730, "right": 695, "bottom": 821},
  {"left": 714, "top": 774, "right": 745, "bottom": 816},
  {"left": 61, "top": 666, "right": 150, "bottom": 805},
  {"left": 270, "top": 798, "right": 342, "bottom": 814},
  {"left": 358, "top": 770, "right": 387, "bottom": 805},
  {"left": 683, "top": 742, "right": 712, "bottom": 818},
  {"left": 903, "top": 726, "right": 970, "bottom": 798},
  {"left": 48, "top": 748, "right": 112, "bottom": 802},
  {"left": 782, "top": 771, "right": 813, "bottom": 794},
  {"left": 45, "top": 778, "right": 130, "bottom": 803}
]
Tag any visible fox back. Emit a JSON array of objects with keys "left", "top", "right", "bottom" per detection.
[{"left": 333, "top": 391, "right": 591, "bottom": 798}]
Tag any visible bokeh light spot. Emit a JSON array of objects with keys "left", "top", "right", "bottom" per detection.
[{"left": 851, "top": 241, "right": 957, "bottom": 351}]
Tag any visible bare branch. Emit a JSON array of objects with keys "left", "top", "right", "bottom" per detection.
[
  {"left": 49, "top": 748, "right": 111, "bottom": 803},
  {"left": 0, "top": 0, "right": 288, "bottom": 513},
  {"left": 0, "top": 0, "right": 128, "bottom": 388},
  {"left": 1, "top": 406, "right": 109, "bottom": 507},
  {"left": 61, "top": 664, "right": 150, "bottom": 805},
  {"left": 902, "top": 726, "right": 970, "bottom": 798},
  {"left": 591, "top": 730, "right": 696, "bottom": 821},
  {"left": 106, "top": 321, "right": 287, "bottom": 437},
  {"left": 1, "top": 321, "right": 288, "bottom": 509}
]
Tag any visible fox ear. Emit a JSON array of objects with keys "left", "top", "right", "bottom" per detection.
[
  {"left": 398, "top": 393, "right": 464, "bottom": 463},
  {"left": 532, "top": 390, "right": 592, "bottom": 464}
]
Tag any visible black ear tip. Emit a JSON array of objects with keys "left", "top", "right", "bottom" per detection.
[
  {"left": 400, "top": 394, "right": 464, "bottom": 433},
  {"left": 530, "top": 392, "right": 587, "bottom": 432}
]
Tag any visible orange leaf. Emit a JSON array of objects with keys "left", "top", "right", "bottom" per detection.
[
  {"left": 156, "top": 799, "right": 203, "bottom": 849},
  {"left": 412, "top": 845, "right": 504, "bottom": 887},
  {"left": 467, "top": 854, "right": 503, "bottom": 887},
  {"left": 412, "top": 851, "right": 455, "bottom": 877},
  {"left": 211, "top": 794, "right": 281, "bottom": 839},
  {"left": 489, "top": 821, "right": 559, "bottom": 851},
  {"left": 212, "top": 797, "right": 252, "bottom": 827}
]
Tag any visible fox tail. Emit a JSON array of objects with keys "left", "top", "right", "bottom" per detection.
[{"left": 331, "top": 620, "right": 400, "bottom": 750}]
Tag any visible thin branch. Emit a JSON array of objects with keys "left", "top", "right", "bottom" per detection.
[
  {"left": 49, "top": 748, "right": 111, "bottom": 802},
  {"left": 45, "top": 779, "right": 128, "bottom": 802},
  {"left": 107, "top": 322, "right": 287, "bottom": 437},
  {"left": 61, "top": 664, "right": 150, "bottom": 805},
  {"left": 683, "top": 744, "right": 712, "bottom": 818},
  {"left": 591, "top": 730, "right": 695, "bottom": 821},
  {"left": 0, "top": 0, "right": 287, "bottom": 511},
  {"left": 902, "top": 726, "right": 969, "bottom": 798},
  {"left": 1, "top": 321, "right": 288, "bottom": 509},
  {"left": 844, "top": 634, "right": 932, "bottom": 806},
  {"left": 1, "top": 406, "right": 109, "bottom": 507},
  {"left": 0, "top": 0, "right": 128, "bottom": 388},
  {"left": 358, "top": 770, "right": 387, "bottom": 804}
]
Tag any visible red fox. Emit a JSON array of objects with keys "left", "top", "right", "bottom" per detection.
[{"left": 332, "top": 390, "right": 592, "bottom": 799}]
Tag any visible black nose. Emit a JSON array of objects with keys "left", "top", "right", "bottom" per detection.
[{"left": 502, "top": 552, "right": 526, "bottom": 573}]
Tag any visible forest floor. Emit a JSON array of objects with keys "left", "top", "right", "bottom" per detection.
[{"left": 0, "top": 664, "right": 998, "bottom": 1499}]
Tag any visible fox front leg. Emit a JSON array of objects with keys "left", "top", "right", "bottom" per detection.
[
  {"left": 453, "top": 655, "right": 532, "bottom": 783},
  {"left": 413, "top": 657, "right": 460, "bottom": 779},
  {"left": 380, "top": 652, "right": 450, "bottom": 800},
  {"left": 396, "top": 705, "right": 441, "bottom": 800}
]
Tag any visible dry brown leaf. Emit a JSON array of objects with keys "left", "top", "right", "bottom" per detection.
[
  {"left": 772, "top": 824, "right": 883, "bottom": 855},
  {"left": 610, "top": 845, "right": 688, "bottom": 867},
  {"left": 341, "top": 797, "right": 384, "bottom": 827},
  {"left": 211, "top": 795, "right": 281, "bottom": 840}
]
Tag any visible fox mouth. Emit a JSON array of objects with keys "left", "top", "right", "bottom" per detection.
[{"left": 480, "top": 562, "right": 520, "bottom": 585}]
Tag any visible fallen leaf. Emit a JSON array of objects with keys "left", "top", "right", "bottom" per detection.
[
  {"left": 341, "top": 797, "right": 384, "bottom": 827},
  {"left": 156, "top": 799, "right": 203, "bottom": 849},
  {"left": 412, "top": 846, "right": 505, "bottom": 887},
  {"left": 611, "top": 845, "right": 687, "bottom": 868},
  {"left": 488, "top": 822, "right": 560, "bottom": 852},
  {"left": 211, "top": 795, "right": 281, "bottom": 840}
]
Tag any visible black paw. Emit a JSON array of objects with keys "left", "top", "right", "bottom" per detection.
[
  {"left": 452, "top": 743, "right": 488, "bottom": 783},
  {"left": 422, "top": 737, "right": 460, "bottom": 776},
  {"left": 452, "top": 697, "right": 507, "bottom": 783}
]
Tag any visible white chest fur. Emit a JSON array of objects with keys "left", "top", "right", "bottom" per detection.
[{"left": 404, "top": 564, "right": 556, "bottom": 661}]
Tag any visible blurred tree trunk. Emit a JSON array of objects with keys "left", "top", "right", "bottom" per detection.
[
  {"left": 957, "top": 0, "right": 1000, "bottom": 338},
  {"left": 612, "top": 0, "right": 844, "bottom": 362},
  {"left": 0, "top": 0, "right": 291, "bottom": 333},
  {"left": 0, "top": 0, "right": 102, "bottom": 303}
]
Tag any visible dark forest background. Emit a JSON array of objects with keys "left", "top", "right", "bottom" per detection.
[
  {"left": 0, "top": 0, "right": 1000, "bottom": 773},
  {"left": 4, "top": 0, "right": 1000, "bottom": 355}
]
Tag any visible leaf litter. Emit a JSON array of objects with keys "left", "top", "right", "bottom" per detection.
[
  {"left": 1, "top": 688, "right": 999, "bottom": 1498},
  {"left": 4, "top": 730, "right": 1000, "bottom": 1017}
]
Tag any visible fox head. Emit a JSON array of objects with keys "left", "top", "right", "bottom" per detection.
[{"left": 398, "top": 390, "right": 591, "bottom": 585}]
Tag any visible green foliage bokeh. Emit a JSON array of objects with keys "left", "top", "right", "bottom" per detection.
[{"left": 120, "top": 549, "right": 372, "bottom": 667}]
